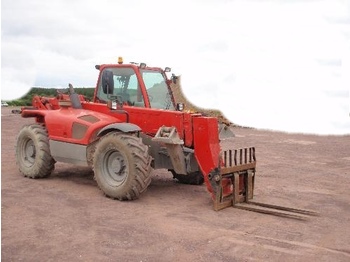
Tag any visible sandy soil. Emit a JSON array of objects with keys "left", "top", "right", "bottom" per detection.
[{"left": 2, "top": 107, "right": 350, "bottom": 262}]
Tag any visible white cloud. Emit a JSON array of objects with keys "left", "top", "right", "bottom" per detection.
[
  {"left": 1, "top": 0, "right": 349, "bottom": 134},
  {"left": 178, "top": 0, "right": 350, "bottom": 135}
]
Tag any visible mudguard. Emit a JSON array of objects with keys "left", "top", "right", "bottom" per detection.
[{"left": 97, "top": 123, "right": 141, "bottom": 137}]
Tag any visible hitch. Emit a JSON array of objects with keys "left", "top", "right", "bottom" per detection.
[{"left": 152, "top": 126, "right": 187, "bottom": 175}]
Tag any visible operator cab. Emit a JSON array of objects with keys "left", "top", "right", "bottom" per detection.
[{"left": 95, "top": 58, "right": 175, "bottom": 110}]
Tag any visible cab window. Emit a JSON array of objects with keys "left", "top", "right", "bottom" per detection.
[{"left": 97, "top": 68, "right": 145, "bottom": 107}]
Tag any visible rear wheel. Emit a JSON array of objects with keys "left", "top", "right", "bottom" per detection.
[
  {"left": 93, "top": 132, "right": 152, "bottom": 200},
  {"left": 15, "top": 124, "right": 55, "bottom": 178},
  {"left": 170, "top": 170, "right": 204, "bottom": 185}
]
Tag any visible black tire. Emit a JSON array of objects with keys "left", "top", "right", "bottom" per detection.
[
  {"left": 170, "top": 170, "right": 204, "bottom": 185},
  {"left": 15, "top": 124, "right": 55, "bottom": 178},
  {"left": 93, "top": 132, "right": 152, "bottom": 200}
]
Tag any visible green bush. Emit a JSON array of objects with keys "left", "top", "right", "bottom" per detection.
[{"left": 6, "top": 87, "right": 95, "bottom": 106}]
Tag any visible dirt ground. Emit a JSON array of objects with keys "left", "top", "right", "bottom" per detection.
[{"left": 1, "top": 106, "right": 350, "bottom": 262}]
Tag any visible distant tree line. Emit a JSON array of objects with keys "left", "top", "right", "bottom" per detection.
[{"left": 6, "top": 87, "right": 95, "bottom": 106}]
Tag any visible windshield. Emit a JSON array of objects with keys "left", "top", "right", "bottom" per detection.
[{"left": 141, "top": 69, "right": 174, "bottom": 110}]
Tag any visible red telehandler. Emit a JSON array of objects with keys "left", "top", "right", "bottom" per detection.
[{"left": 15, "top": 58, "right": 317, "bottom": 219}]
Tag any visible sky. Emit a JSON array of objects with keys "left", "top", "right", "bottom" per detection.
[{"left": 1, "top": 0, "right": 350, "bottom": 135}]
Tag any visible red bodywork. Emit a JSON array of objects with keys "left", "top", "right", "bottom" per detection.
[{"left": 21, "top": 61, "right": 256, "bottom": 210}]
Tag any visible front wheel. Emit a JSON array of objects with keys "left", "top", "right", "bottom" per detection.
[
  {"left": 15, "top": 124, "right": 55, "bottom": 178},
  {"left": 93, "top": 132, "right": 152, "bottom": 200}
]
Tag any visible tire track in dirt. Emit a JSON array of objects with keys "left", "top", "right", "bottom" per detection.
[{"left": 213, "top": 228, "right": 350, "bottom": 259}]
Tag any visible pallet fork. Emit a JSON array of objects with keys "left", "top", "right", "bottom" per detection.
[{"left": 214, "top": 148, "right": 318, "bottom": 220}]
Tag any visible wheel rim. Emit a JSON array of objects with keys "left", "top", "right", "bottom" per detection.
[
  {"left": 102, "top": 149, "right": 128, "bottom": 187},
  {"left": 22, "top": 138, "right": 36, "bottom": 167}
]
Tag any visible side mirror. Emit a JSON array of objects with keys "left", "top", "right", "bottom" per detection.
[
  {"left": 101, "top": 70, "right": 114, "bottom": 94},
  {"left": 171, "top": 74, "right": 178, "bottom": 84},
  {"left": 176, "top": 103, "right": 184, "bottom": 111}
]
